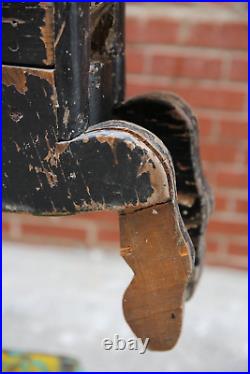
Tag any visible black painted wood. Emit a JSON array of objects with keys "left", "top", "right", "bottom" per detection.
[
  {"left": 2, "top": 67, "right": 173, "bottom": 215},
  {"left": 54, "top": 3, "right": 90, "bottom": 140},
  {"left": 2, "top": 2, "right": 54, "bottom": 67}
]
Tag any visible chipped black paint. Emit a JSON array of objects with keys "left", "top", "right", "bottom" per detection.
[
  {"left": 54, "top": 3, "right": 90, "bottom": 140},
  {"left": 3, "top": 72, "right": 58, "bottom": 212},
  {"left": 2, "top": 2, "right": 53, "bottom": 66},
  {"left": 3, "top": 72, "right": 158, "bottom": 214},
  {"left": 3, "top": 2, "right": 125, "bottom": 141}
]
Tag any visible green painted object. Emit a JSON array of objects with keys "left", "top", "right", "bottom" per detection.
[{"left": 2, "top": 350, "right": 81, "bottom": 372}]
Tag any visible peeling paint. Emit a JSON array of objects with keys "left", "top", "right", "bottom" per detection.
[
  {"left": 177, "top": 193, "right": 196, "bottom": 208},
  {"left": 10, "top": 112, "right": 23, "bottom": 123},
  {"left": 44, "top": 149, "right": 58, "bottom": 167},
  {"left": 2, "top": 66, "right": 56, "bottom": 96},
  {"left": 96, "top": 135, "right": 119, "bottom": 165},
  {"left": 55, "top": 142, "right": 69, "bottom": 157},
  {"left": 63, "top": 107, "right": 70, "bottom": 127},
  {"left": 3, "top": 18, "right": 25, "bottom": 26},
  {"left": 3, "top": 67, "right": 28, "bottom": 94},
  {"left": 14, "top": 142, "right": 21, "bottom": 153},
  {"left": 54, "top": 20, "right": 66, "bottom": 47},
  {"left": 40, "top": 167, "right": 58, "bottom": 188},
  {"left": 39, "top": 3, "right": 54, "bottom": 65}
]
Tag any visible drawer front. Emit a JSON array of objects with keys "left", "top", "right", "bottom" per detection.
[
  {"left": 2, "top": 2, "right": 54, "bottom": 66},
  {"left": 2, "top": 65, "right": 59, "bottom": 212}
]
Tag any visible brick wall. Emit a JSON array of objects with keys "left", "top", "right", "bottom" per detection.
[{"left": 2, "top": 2, "right": 248, "bottom": 269}]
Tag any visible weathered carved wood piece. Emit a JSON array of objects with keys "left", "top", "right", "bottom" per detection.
[
  {"left": 120, "top": 202, "right": 192, "bottom": 350},
  {"left": 2, "top": 65, "right": 194, "bottom": 346},
  {"left": 2, "top": 3, "right": 212, "bottom": 351},
  {"left": 114, "top": 93, "right": 213, "bottom": 297}
]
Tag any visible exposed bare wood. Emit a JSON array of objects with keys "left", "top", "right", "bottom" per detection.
[{"left": 120, "top": 201, "right": 193, "bottom": 350}]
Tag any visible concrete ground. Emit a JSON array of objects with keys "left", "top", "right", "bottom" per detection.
[{"left": 2, "top": 242, "right": 248, "bottom": 372}]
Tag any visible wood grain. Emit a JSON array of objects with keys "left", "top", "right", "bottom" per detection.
[{"left": 120, "top": 201, "right": 193, "bottom": 351}]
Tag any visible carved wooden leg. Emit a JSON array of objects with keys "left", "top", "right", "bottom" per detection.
[
  {"left": 114, "top": 94, "right": 213, "bottom": 298},
  {"left": 120, "top": 202, "right": 192, "bottom": 351}
]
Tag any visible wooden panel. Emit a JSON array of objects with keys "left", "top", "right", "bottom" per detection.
[{"left": 2, "top": 2, "right": 54, "bottom": 66}]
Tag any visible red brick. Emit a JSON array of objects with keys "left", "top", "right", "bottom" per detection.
[
  {"left": 126, "top": 82, "right": 154, "bottom": 98},
  {"left": 228, "top": 243, "right": 248, "bottom": 256},
  {"left": 126, "top": 47, "right": 145, "bottom": 74},
  {"left": 126, "top": 17, "right": 179, "bottom": 44},
  {"left": 215, "top": 195, "right": 229, "bottom": 211},
  {"left": 244, "top": 147, "right": 248, "bottom": 165},
  {"left": 203, "top": 167, "right": 217, "bottom": 185},
  {"left": 203, "top": 3, "right": 246, "bottom": 8},
  {"left": 2, "top": 221, "right": 10, "bottom": 234},
  {"left": 71, "top": 211, "right": 118, "bottom": 224},
  {"left": 200, "top": 143, "right": 238, "bottom": 163},
  {"left": 219, "top": 119, "right": 248, "bottom": 140},
  {"left": 22, "top": 224, "right": 87, "bottom": 242},
  {"left": 229, "top": 57, "right": 248, "bottom": 81},
  {"left": 197, "top": 114, "right": 214, "bottom": 137},
  {"left": 235, "top": 199, "right": 248, "bottom": 214},
  {"left": 216, "top": 170, "right": 248, "bottom": 189},
  {"left": 186, "top": 22, "right": 248, "bottom": 50},
  {"left": 207, "top": 238, "right": 220, "bottom": 253},
  {"left": 97, "top": 228, "right": 120, "bottom": 243},
  {"left": 208, "top": 219, "right": 248, "bottom": 236},
  {"left": 127, "top": 80, "right": 246, "bottom": 111},
  {"left": 181, "top": 87, "right": 246, "bottom": 111},
  {"left": 143, "top": 18, "right": 179, "bottom": 44},
  {"left": 205, "top": 256, "right": 248, "bottom": 271},
  {"left": 2, "top": 5, "right": 249, "bottom": 272},
  {"left": 151, "top": 54, "right": 222, "bottom": 79},
  {"left": 126, "top": 17, "right": 143, "bottom": 44}
]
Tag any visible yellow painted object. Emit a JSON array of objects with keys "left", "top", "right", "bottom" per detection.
[{"left": 2, "top": 351, "right": 80, "bottom": 372}]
